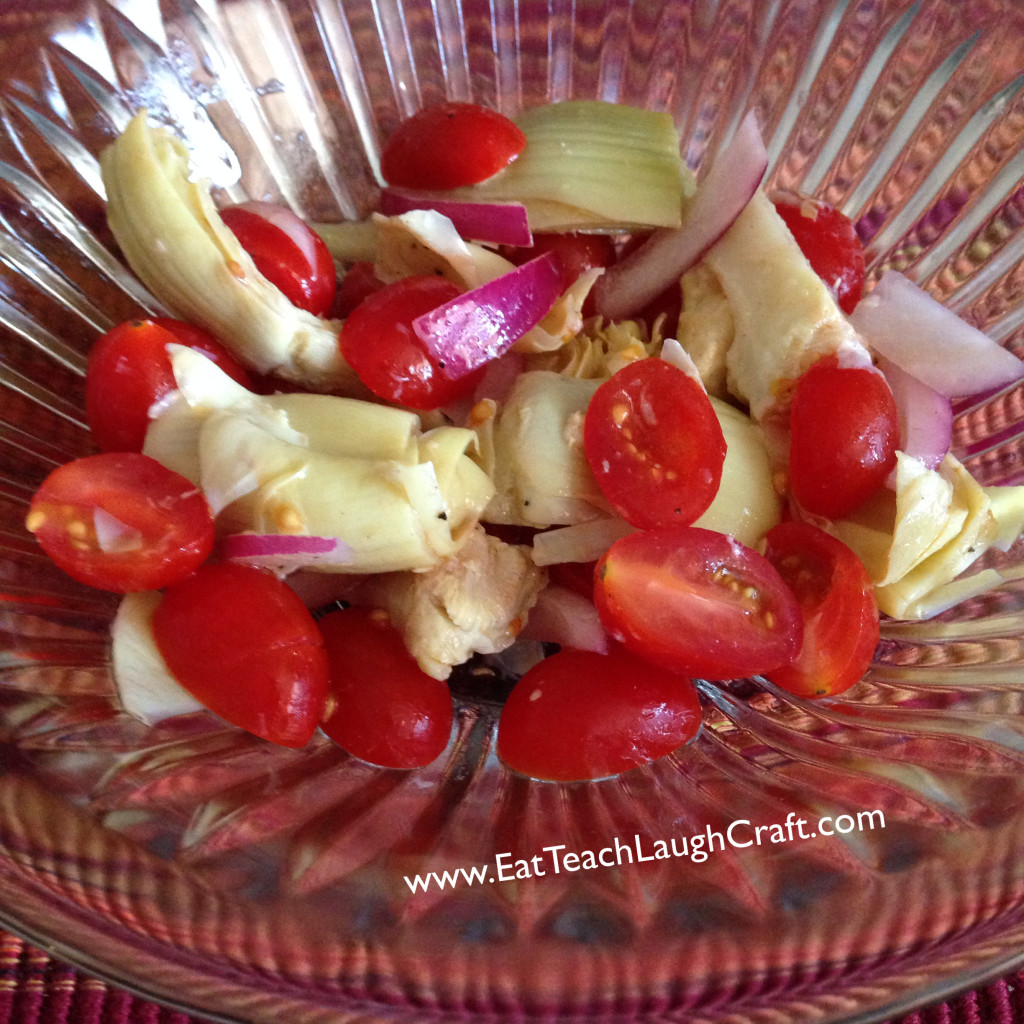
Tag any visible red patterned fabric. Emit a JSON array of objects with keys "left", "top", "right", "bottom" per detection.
[{"left": 0, "top": 929, "right": 1020, "bottom": 1023}]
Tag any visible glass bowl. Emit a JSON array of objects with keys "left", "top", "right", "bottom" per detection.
[{"left": 2, "top": 0, "right": 1024, "bottom": 1021}]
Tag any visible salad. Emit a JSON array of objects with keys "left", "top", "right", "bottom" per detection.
[{"left": 23, "top": 99, "right": 1024, "bottom": 783}]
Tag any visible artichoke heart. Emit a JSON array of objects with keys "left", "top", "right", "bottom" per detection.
[
  {"left": 829, "top": 453, "right": 1015, "bottom": 620},
  {"left": 101, "top": 112, "right": 359, "bottom": 393},
  {"left": 146, "top": 347, "right": 494, "bottom": 573}
]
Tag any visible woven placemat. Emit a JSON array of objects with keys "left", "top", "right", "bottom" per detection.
[{"left": 0, "top": 929, "right": 1020, "bottom": 1024}]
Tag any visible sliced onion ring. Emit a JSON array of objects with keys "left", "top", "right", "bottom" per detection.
[
  {"left": 850, "top": 270, "right": 1024, "bottom": 400},
  {"left": 380, "top": 188, "right": 533, "bottom": 247},
  {"left": 518, "top": 585, "right": 608, "bottom": 654},
  {"left": 222, "top": 533, "right": 354, "bottom": 576},
  {"left": 877, "top": 356, "right": 952, "bottom": 471},
  {"left": 594, "top": 110, "right": 768, "bottom": 321},
  {"left": 413, "top": 251, "right": 563, "bottom": 379}
]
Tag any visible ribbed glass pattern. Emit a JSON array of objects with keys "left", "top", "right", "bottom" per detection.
[{"left": 1, "top": 1, "right": 1023, "bottom": 1021}]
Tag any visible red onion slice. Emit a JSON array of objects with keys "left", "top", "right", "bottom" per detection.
[
  {"left": 413, "top": 251, "right": 563, "bottom": 379},
  {"left": 849, "top": 271, "right": 1024, "bottom": 399},
  {"left": 380, "top": 188, "right": 533, "bottom": 247},
  {"left": 519, "top": 585, "right": 608, "bottom": 654},
  {"left": 222, "top": 533, "right": 354, "bottom": 575},
  {"left": 877, "top": 356, "right": 952, "bottom": 470},
  {"left": 594, "top": 111, "right": 769, "bottom": 321}
]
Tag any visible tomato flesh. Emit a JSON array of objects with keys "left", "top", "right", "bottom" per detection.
[
  {"left": 220, "top": 203, "right": 337, "bottom": 316},
  {"left": 86, "top": 318, "right": 251, "bottom": 452},
  {"left": 339, "top": 275, "right": 483, "bottom": 408},
  {"left": 318, "top": 607, "right": 453, "bottom": 768},
  {"left": 381, "top": 102, "right": 526, "bottom": 190},
  {"left": 594, "top": 526, "right": 803, "bottom": 680},
  {"left": 332, "top": 260, "right": 386, "bottom": 318},
  {"left": 773, "top": 193, "right": 865, "bottom": 314},
  {"left": 26, "top": 452, "right": 214, "bottom": 593},
  {"left": 497, "top": 646, "right": 702, "bottom": 782},
  {"left": 584, "top": 358, "right": 726, "bottom": 530},
  {"left": 502, "top": 232, "right": 616, "bottom": 316},
  {"left": 153, "top": 563, "right": 328, "bottom": 747},
  {"left": 764, "top": 521, "right": 879, "bottom": 698},
  {"left": 789, "top": 355, "right": 899, "bottom": 519}
]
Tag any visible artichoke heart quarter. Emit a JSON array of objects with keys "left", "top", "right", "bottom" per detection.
[{"left": 101, "top": 112, "right": 359, "bottom": 393}]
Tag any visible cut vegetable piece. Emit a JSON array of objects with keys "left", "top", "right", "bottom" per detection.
[
  {"left": 451, "top": 101, "right": 686, "bottom": 232},
  {"left": 413, "top": 252, "right": 563, "bottom": 379},
  {"left": 153, "top": 563, "right": 329, "bottom": 748},
  {"left": 694, "top": 397, "right": 781, "bottom": 547},
  {"left": 222, "top": 533, "right": 355, "bottom": 575},
  {"left": 380, "top": 102, "right": 526, "bottom": 190},
  {"left": 202, "top": 413, "right": 491, "bottom": 573},
  {"left": 380, "top": 189, "right": 532, "bottom": 246},
  {"left": 497, "top": 647, "right": 702, "bottom": 782},
  {"left": 594, "top": 111, "right": 768, "bottom": 321},
  {"left": 595, "top": 526, "right": 803, "bottom": 680},
  {"left": 518, "top": 584, "right": 608, "bottom": 654},
  {"left": 707, "top": 190, "right": 873, "bottom": 421},
  {"left": 100, "top": 113, "right": 357, "bottom": 392},
  {"left": 531, "top": 517, "right": 636, "bottom": 566},
  {"left": 484, "top": 371, "right": 609, "bottom": 527},
  {"left": 112, "top": 590, "right": 204, "bottom": 725},
  {"left": 360, "top": 527, "right": 546, "bottom": 680},
  {"left": 877, "top": 356, "right": 952, "bottom": 470},
  {"left": 849, "top": 271, "right": 1024, "bottom": 399},
  {"left": 583, "top": 358, "right": 726, "bottom": 530}
]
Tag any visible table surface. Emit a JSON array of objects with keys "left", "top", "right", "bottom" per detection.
[{"left": 0, "top": 930, "right": 1021, "bottom": 1024}]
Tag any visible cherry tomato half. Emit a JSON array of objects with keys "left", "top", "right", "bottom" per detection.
[
  {"left": 86, "top": 318, "right": 252, "bottom": 453},
  {"left": 339, "top": 275, "right": 484, "bottom": 409},
  {"left": 497, "top": 646, "right": 703, "bottom": 782},
  {"left": 773, "top": 193, "right": 866, "bottom": 315},
  {"left": 584, "top": 358, "right": 726, "bottom": 530},
  {"left": 789, "top": 355, "right": 899, "bottom": 519},
  {"left": 220, "top": 202, "right": 337, "bottom": 316},
  {"left": 502, "top": 232, "right": 616, "bottom": 316},
  {"left": 763, "top": 521, "right": 879, "bottom": 698},
  {"left": 594, "top": 526, "right": 803, "bottom": 680},
  {"left": 152, "top": 563, "right": 328, "bottom": 747},
  {"left": 26, "top": 452, "right": 214, "bottom": 593},
  {"left": 331, "top": 260, "right": 386, "bottom": 318},
  {"left": 318, "top": 607, "right": 453, "bottom": 769},
  {"left": 381, "top": 102, "right": 526, "bottom": 191}
]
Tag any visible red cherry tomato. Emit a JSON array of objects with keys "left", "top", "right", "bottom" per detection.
[
  {"left": 789, "top": 355, "right": 899, "bottom": 519},
  {"left": 332, "top": 260, "right": 386, "bottom": 318},
  {"left": 594, "top": 526, "right": 803, "bottom": 681},
  {"left": 381, "top": 102, "right": 526, "bottom": 190},
  {"left": 26, "top": 452, "right": 214, "bottom": 593},
  {"left": 339, "top": 275, "right": 483, "bottom": 409},
  {"left": 86, "top": 318, "right": 252, "bottom": 453},
  {"left": 584, "top": 358, "right": 726, "bottom": 530},
  {"left": 219, "top": 202, "right": 337, "bottom": 316},
  {"left": 497, "top": 646, "right": 702, "bottom": 782},
  {"left": 152, "top": 563, "right": 328, "bottom": 748},
  {"left": 502, "top": 232, "right": 616, "bottom": 316},
  {"left": 548, "top": 560, "right": 599, "bottom": 602},
  {"left": 317, "top": 607, "right": 453, "bottom": 768},
  {"left": 763, "top": 521, "right": 879, "bottom": 698},
  {"left": 773, "top": 193, "right": 865, "bottom": 314}
]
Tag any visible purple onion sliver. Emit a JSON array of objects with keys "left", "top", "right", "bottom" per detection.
[
  {"left": 850, "top": 271, "right": 1024, "bottom": 400},
  {"left": 877, "top": 356, "right": 952, "bottom": 470},
  {"left": 593, "top": 109, "right": 768, "bottom": 320},
  {"left": 380, "top": 188, "right": 533, "bottom": 247},
  {"left": 223, "top": 534, "right": 341, "bottom": 557},
  {"left": 413, "top": 251, "right": 563, "bottom": 379}
]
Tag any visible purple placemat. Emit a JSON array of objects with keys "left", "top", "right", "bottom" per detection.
[{"left": 0, "top": 929, "right": 1021, "bottom": 1024}]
